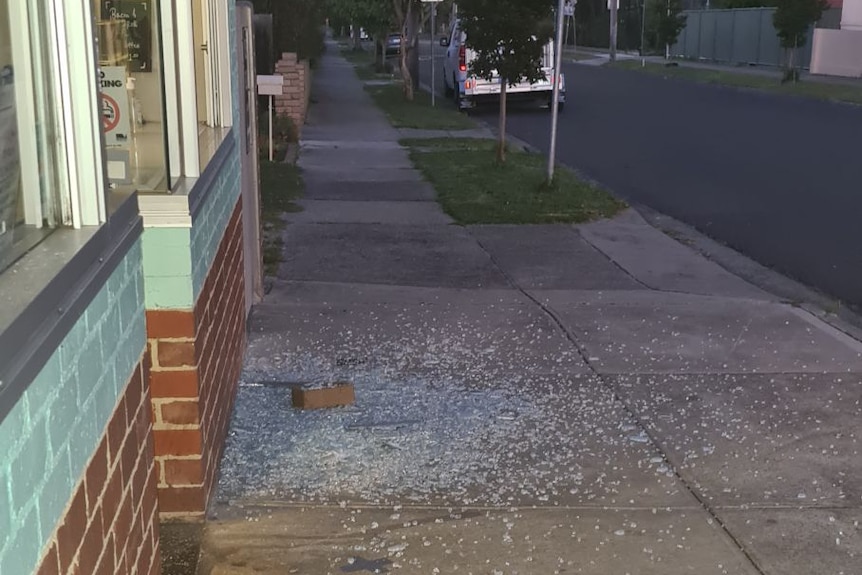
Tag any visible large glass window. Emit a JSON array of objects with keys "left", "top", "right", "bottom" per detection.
[
  {"left": 0, "top": 0, "right": 64, "bottom": 273},
  {"left": 93, "top": 0, "right": 169, "bottom": 192},
  {"left": 191, "top": 0, "right": 231, "bottom": 166}
]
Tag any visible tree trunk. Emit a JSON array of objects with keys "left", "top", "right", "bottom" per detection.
[
  {"left": 352, "top": 22, "right": 361, "bottom": 50},
  {"left": 407, "top": 6, "right": 420, "bottom": 91},
  {"left": 397, "top": 1, "right": 415, "bottom": 100},
  {"left": 497, "top": 79, "right": 507, "bottom": 163},
  {"left": 610, "top": 0, "right": 618, "bottom": 62}
]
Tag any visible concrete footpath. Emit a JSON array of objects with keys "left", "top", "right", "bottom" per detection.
[{"left": 197, "top": 44, "right": 862, "bottom": 575}]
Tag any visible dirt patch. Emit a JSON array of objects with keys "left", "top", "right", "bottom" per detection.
[{"left": 160, "top": 521, "right": 204, "bottom": 575}]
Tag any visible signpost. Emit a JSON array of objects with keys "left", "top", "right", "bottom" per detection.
[
  {"left": 256, "top": 75, "right": 284, "bottom": 162},
  {"left": 548, "top": 0, "right": 566, "bottom": 182},
  {"left": 421, "top": 0, "right": 443, "bottom": 107}
]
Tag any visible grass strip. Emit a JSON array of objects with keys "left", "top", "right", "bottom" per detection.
[
  {"left": 366, "top": 83, "right": 477, "bottom": 130},
  {"left": 259, "top": 160, "right": 304, "bottom": 275},
  {"left": 403, "top": 138, "right": 626, "bottom": 224}
]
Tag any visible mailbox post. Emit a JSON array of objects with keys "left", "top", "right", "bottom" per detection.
[{"left": 256, "top": 75, "right": 284, "bottom": 161}]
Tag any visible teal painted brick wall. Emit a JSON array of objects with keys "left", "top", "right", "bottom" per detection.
[
  {"left": 0, "top": 239, "right": 147, "bottom": 575},
  {"left": 142, "top": 227, "right": 194, "bottom": 310},
  {"left": 191, "top": 140, "right": 242, "bottom": 298},
  {"left": 190, "top": 0, "right": 242, "bottom": 298}
]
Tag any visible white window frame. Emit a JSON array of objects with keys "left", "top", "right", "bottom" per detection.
[
  {"left": 172, "top": 0, "right": 233, "bottom": 180},
  {"left": 3, "top": 0, "right": 106, "bottom": 234},
  {"left": 53, "top": 0, "right": 107, "bottom": 227}
]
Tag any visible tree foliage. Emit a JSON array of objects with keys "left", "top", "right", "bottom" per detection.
[
  {"left": 773, "top": 0, "right": 828, "bottom": 49},
  {"left": 645, "top": 0, "right": 687, "bottom": 55},
  {"left": 458, "top": 0, "right": 555, "bottom": 161},
  {"left": 252, "top": 0, "right": 327, "bottom": 65},
  {"left": 773, "top": 0, "right": 827, "bottom": 78}
]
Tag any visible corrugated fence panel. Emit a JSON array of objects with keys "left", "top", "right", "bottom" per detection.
[
  {"left": 731, "top": 10, "right": 761, "bottom": 64},
  {"left": 698, "top": 11, "right": 717, "bottom": 60},
  {"left": 671, "top": 7, "right": 823, "bottom": 69},
  {"left": 757, "top": 9, "right": 783, "bottom": 66},
  {"left": 714, "top": 10, "right": 735, "bottom": 62}
]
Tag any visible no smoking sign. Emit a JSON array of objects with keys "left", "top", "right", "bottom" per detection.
[{"left": 99, "top": 66, "right": 131, "bottom": 146}]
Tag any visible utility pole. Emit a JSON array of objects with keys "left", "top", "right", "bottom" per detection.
[
  {"left": 609, "top": 0, "right": 618, "bottom": 62},
  {"left": 547, "top": 0, "right": 566, "bottom": 182},
  {"left": 640, "top": 0, "right": 647, "bottom": 66}
]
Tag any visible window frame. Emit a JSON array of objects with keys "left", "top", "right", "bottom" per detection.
[{"left": 169, "top": 0, "right": 233, "bottom": 181}]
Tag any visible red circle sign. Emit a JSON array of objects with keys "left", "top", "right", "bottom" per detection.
[{"left": 101, "top": 93, "right": 121, "bottom": 132}]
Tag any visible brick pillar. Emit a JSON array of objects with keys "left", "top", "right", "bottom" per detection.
[
  {"left": 146, "top": 202, "right": 246, "bottom": 518},
  {"left": 273, "top": 52, "right": 311, "bottom": 133},
  {"left": 147, "top": 312, "right": 206, "bottom": 515}
]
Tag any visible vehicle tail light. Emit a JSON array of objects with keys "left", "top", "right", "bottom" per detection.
[
  {"left": 459, "top": 45, "right": 466, "bottom": 72},
  {"left": 465, "top": 79, "right": 472, "bottom": 90}
]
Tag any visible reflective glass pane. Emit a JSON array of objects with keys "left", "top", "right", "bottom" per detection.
[
  {"left": 0, "top": 0, "right": 63, "bottom": 273},
  {"left": 94, "top": 0, "right": 168, "bottom": 192}
]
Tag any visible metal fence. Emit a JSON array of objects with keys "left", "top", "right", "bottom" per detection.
[{"left": 670, "top": 8, "right": 814, "bottom": 69}]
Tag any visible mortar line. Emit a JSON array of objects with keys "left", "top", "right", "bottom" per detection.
[{"left": 467, "top": 228, "right": 769, "bottom": 575}]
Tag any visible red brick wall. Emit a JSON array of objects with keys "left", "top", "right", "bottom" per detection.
[
  {"left": 36, "top": 357, "right": 161, "bottom": 575},
  {"left": 274, "top": 52, "right": 310, "bottom": 133},
  {"left": 147, "top": 200, "right": 246, "bottom": 517}
]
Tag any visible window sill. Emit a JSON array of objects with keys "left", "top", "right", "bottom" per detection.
[
  {"left": 138, "top": 129, "right": 236, "bottom": 228},
  {"left": 0, "top": 193, "right": 142, "bottom": 422},
  {"left": 199, "top": 125, "right": 231, "bottom": 172}
]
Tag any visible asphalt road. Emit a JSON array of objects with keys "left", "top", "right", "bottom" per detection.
[{"left": 418, "top": 51, "right": 862, "bottom": 308}]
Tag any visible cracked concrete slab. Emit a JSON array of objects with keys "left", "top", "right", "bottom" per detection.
[
  {"left": 200, "top": 505, "right": 759, "bottom": 575},
  {"left": 246, "top": 287, "right": 590, "bottom": 380},
  {"left": 536, "top": 290, "right": 862, "bottom": 374},
  {"left": 285, "top": 200, "right": 452, "bottom": 225},
  {"left": 612, "top": 373, "right": 862, "bottom": 507},
  {"left": 303, "top": 167, "right": 426, "bottom": 184},
  {"left": 279, "top": 224, "right": 510, "bottom": 289},
  {"left": 470, "top": 224, "right": 645, "bottom": 290},
  {"left": 302, "top": 181, "right": 438, "bottom": 202},
  {"left": 577, "top": 209, "right": 770, "bottom": 299},
  {"left": 717, "top": 508, "right": 862, "bottom": 575}
]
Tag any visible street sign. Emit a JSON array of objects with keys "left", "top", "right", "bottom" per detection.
[
  {"left": 256, "top": 75, "right": 284, "bottom": 161},
  {"left": 256, "top": 74, "right": 283, "bottom": 96},
  {"left": 564, "top": 0, "right": 576, "bottom": 16}
]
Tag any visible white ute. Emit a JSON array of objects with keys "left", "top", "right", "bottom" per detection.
[{"left": 441, "top": 19, "right": 566, "bottom": 112}]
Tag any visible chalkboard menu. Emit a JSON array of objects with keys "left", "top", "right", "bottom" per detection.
[{"left": 101, "top": 0, "right": 153, "bottom": 72}]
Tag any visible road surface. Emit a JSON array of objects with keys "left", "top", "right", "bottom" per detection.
[{"left": 418, "top": 50, "right": 862, "bottom": 308}]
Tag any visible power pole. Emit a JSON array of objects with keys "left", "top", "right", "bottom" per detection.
[
  {"left": 547, "top": 0, "right": 566, "bottom": 182},
  {"left": 609, "top": 0, "right": 618, "bottom": 62}
]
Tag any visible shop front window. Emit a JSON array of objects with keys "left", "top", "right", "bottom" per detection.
[
  {"left": 93, "top": 0, "right": 169, "bottom": 192},
  {"left": 0, "top": 0, "right": 64, "bottom": 273}
]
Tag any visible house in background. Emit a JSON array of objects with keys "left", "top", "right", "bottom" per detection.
[
  {"left": 0, "top": 1, "right": 260, "bottom": 573},
  {"left": 811, "top": 0, "right": 862, "bottom": 76}
]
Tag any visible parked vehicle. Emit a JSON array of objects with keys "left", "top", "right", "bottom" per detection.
[
  {"left": 440, "top": 20, "right": 566, "bottom": 112},
  {"left": 382, "top": 33, "right": 401, "bottom": 57}
]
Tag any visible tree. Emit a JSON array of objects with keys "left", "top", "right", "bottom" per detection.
[
  {"left": 458, "top": 0, "right": 555, "bottom": 162},
  {"left": 773, "top": 0, "right": 827, "bottom": 81},
  {"left": 393, "top": 0, "right": 421, "bottom": 101},
  {"left": 253, "top": 0, "right": 327, "bottom": 65},
  {"left": 644, "top": 0, "right": 686, "bottom": 57},
  {"left": 328, "top": 0, "right": 392, "bottom": 64}
]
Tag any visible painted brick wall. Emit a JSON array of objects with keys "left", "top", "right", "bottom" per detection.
[
  {"left": 38, "top": 359, "right": 161, "bottom": 575},
  {"left": 190, "top": 140, "right": 242, "bottom": 298},
  {"left": 148, "top": 200, "right": 246, "bottom": 516},
  {"left": 0, "top": 239, "right": 156, "bottom": 575}
]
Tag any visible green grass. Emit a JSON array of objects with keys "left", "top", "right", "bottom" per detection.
[
  {"left": 612, "top": 60, "right": 862, "bottom": 105},
  {"left": 340, "top": 45, "right": 392, "bottom": 81},
  {"left": 403, "top": 138, "right": 626, "bottom": 224},
  {"left": 366, "top": 83, "right": 477, "bottom": 130},
  {"left": 259, "top": 161, "right": 304, "bottom": 275}
]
